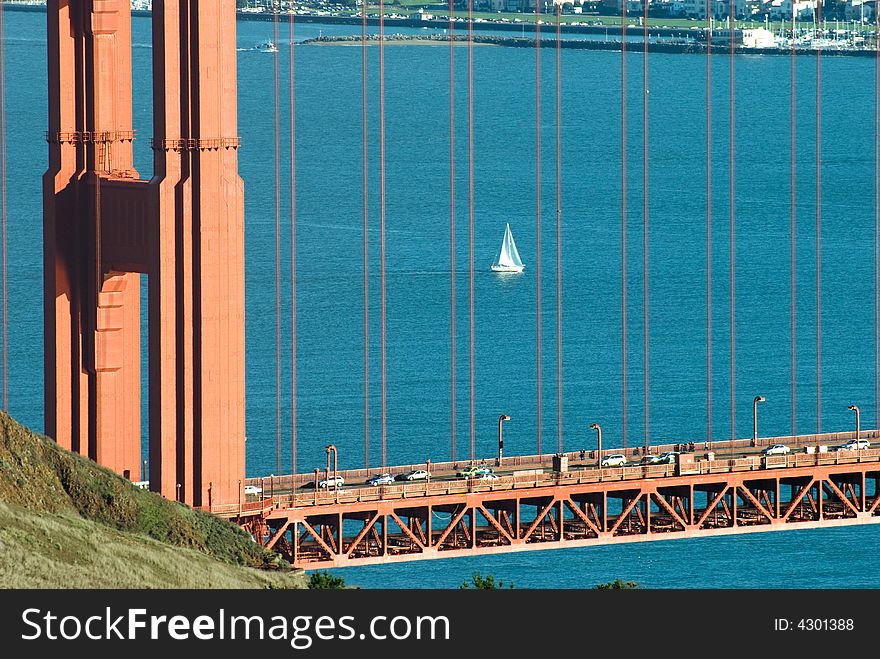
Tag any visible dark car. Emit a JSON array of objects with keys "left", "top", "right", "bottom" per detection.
[{"left": 367, "top": 473, "right": 395, "bottom": 487}]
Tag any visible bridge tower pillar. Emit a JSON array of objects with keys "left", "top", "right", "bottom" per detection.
[{"left": 43, "top": 0, "right": 245, "bottom": 507}]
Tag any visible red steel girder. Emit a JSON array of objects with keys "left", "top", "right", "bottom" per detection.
[{"left": 736, "top": 486, "right": 775, "bottom": 523}]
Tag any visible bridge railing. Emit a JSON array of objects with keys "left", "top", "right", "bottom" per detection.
[
  {"left": 244, "top": 429, "right": 880, "bottom": 492},
  {"left": 238, "top": 445, "right": 880, "bottom": 511}
]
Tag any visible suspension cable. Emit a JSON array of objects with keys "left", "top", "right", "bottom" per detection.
[
  {"left": 0, "top": 0, "right": 7, "bottom": 411},
  {"left": 362, "top": 0, "right": 370, "bottom": 468},
  {"left": 379, "top": 0, "right": 388, "bottom": 468},
  {"left": 815, "top": 0, "right": 822, "bottom": 434},
  {"left": 729, "top": 5, "right": 736, "bottom": 440},
  {"left": 273, "top": 4, "right": 281, "bottom": 475},
  {"left": 555, "top": 6, "right": 563, "bottom": 454},
  {"left": 449, "top": 0, "right": 457, "bottom": 462},
  {"left": 621, "top": 0, "right": 628, "bottom": 450},
  {"left": 791, "top": 7, "right": 798, "bottom": 436},
  {"left": 643, "top": 0, "right": 650, "bottom": 452},
  {"left": 468, "top": 0, "right": 476, "bottom": 461},
  {"left": 535, "top": 0, "right": 543, "bottom": 455},
  {"left": 289, "top": 12, "right": 298, "bottom": 481},
  {"left": 706, "top": 2, "right": 713, "bottom": 443},
  {"left": 875, "top": 6, "right": 879, "bottom": 429}
]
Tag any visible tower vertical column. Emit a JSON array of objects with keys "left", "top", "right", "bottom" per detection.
[
  {"left": 150, "top": 0, "right": 188, "bottom": 501},
  {"left": 86, "top": 0, "right": 141, "bottom": 480},
  {"left": 45, "top": 0, "right": 142, "bottom": 480},
  {"left": 150, "top": 0, "right": 245, "bottom": 506},
  {"left": 44, "top": 0, "right": 83, "bottom": 454},
  {"left": 188, "top": 0, "right": 246, "bottom": 506}
]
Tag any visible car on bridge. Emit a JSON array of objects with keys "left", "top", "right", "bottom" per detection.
[
  {"left": 600, "top": 454, "right": 627, "bottom": 467},
  {"left": 317, "top": 476, "right": 345, "bottom": 489},
  {"left": 457, "top": 465, "right": 493, "bottom": 479},
  {"left": 761, "top": 444, "right": 791, "bottom": 456},
  {"left": 366, "top": 473, "right": 395, "bottom": 487},
  {"left": 396, "top": 469, "right": 429, "bottom": 482},
  {"left": 658, "top": 451, "right": 680, "bottom": 464},
  {"left": 835, "top": 439, "right": 871, "bottom": 451},
  {"left": 639, "top": 454, "right": 663, "bottom": 465},
  {"left": 244, "top": 484, "right": 262, "bottom": 496},
  {"left": 476, "top": 471, "right": 498, "bottom": 480}
]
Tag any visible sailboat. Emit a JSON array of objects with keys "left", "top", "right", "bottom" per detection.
[{"left": 491, "top": 223, "right": 525, "bottom": 273}]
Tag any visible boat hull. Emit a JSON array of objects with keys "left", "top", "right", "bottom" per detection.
[{"left": 490, "top": 264, "right": 525, "bottom": 273}]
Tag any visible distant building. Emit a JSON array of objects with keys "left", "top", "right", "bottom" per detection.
[
  {"left": 765, "top": 0, "right": 818, "bottom": 20},
  {"left": 705, "top": 26, "right": 778, "bottom": 46},
  {"left": 600, "top": 0, "right": 646, "bottom": 12},
  {"left": 844, "top": 0, "right": 876, "bottom": 21}
]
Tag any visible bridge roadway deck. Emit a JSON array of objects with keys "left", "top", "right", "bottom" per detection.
[{"left": 206, "top": 430, "right": 880, "bottom": 568}]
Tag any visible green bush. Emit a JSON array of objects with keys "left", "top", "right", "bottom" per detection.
[
  {"left": 460, "top": 572, "right": 514, "bottom": 589},
  {"left": 308, "top": 570, "right": 347, "bottom": 589},
  {"left": 594, "top": 578, "right": 639, "bottom": 589}
]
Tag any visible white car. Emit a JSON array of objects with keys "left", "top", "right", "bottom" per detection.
[
  {"left": 477, "top": 472, "right": 499, "bottom": 481},
  {"left": 244, "top": 484, "right": 262, "bottom": 496},
  {"left": 397, "top": 469, "right": 428, "bottom": 482},
  {"left": 600, "top": 454, "right": 627, "bottom": 467},
  {"left": 317, "top": 476, "right": 345, "bottom": 489},
  {"left": 761, "top": 444, "right": 791, "bottom": 456},
  {"left": 836, "top": 439, "right": 870, "bottom": 451}
]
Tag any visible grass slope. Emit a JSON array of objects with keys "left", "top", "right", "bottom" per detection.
[{"left": 0, "top": 413, "right": 305, "bottom": 589}]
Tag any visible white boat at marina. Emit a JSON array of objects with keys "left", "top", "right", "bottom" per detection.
[{"left": 490, "top": 223, "right": 525, "bottom": 273}]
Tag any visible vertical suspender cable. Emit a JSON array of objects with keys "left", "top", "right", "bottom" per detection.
[
  {"left": 555, "top": 7, "right": 563, "bottom": 454},
  {"left": 289, "top": 14, "right": 298, "bottom": 482},
  {"left": 449, "top": 2, "right": 457, "bottom": 462},
  {"left": 621, "top": 0, "right": 628, "bottom": 450},
  {"left": 729, "top": 6, "right": 736, "bottom": 440},
  {"left": 379, "top": 0, "right": 388, "bottom": 469},
  {"left": 468, "top": 0, "right": 476, "bottom": 461},
  {"left": 642, "top": 0, "right": 649, "bottom": 452},
  {"left": 816, "top": 0, "right": 822, "bottom": 434},
  {"left": 875, "top": 11, "right": 879, "bottom": 429},
  {"left": 273, "top": 6, "right": 281, "bottom": 476},
  {"left": 535, "top": 0, "right": 543, "bottom": 456},
  {"left": 362, "top": 0, "right": 370, "bottom": 469},
  {"left": 706, "top": 3, "right": 713, "bottom": 444},
  {"left": 0, "top": 0, "right": 7, "bottom": 411},
  {"left": 790, "top": 8, "right": 798, "bottom": 436}
]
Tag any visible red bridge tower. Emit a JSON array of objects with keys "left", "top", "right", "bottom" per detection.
[{"left": 43, "top": 0, "right": 245, "bottom": 506}]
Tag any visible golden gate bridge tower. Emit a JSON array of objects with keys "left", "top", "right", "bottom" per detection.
[{"left": 43, "top": 0, "right": 245, "bottom": 507}]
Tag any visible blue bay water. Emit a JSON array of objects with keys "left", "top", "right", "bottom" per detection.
[{"left": 4, "top": 10, "right": 880, "bottom": 587}]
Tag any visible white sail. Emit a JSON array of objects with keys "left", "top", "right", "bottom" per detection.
[
  {"left": 504, "top": 224, "right": 524, "bottom": 268},
  {"left": 491, "top": 223, "right": 525, "bottom": 272}
]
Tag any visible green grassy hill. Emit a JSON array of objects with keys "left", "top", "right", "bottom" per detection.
[{"left": 0, "top": 412, "right": 305, "bottom": 588}]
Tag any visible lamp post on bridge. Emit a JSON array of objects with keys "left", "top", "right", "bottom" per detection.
[
  {"left": 326, "top": 444, "right": 339, "bottom": 503},
  {"left": 848, "top": 405, "right": 861, "bottom": 460},
  {"left": 590, "top": 423, "right": 603, "bottom": 469},
  {"left": 498, "top": 414, "right": 510, "bottom": 467},
  {"left": 752, "top": 395, "right": 766, "bottom": 447}
]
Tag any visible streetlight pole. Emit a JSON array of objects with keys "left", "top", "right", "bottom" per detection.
[
  {"left": 848, "top": 404, "right": 860, "bottom": 440},
  {"left": 325, "top": 444, "right": 339, "bottom": 502},
  {"left": 752, "top": 395, "right": 766, "bottom": 447},
  {"left": 848, "top": 405, "right": 861, "bottom": 460},
  {"left": 590, "top": 423, "right": 603, "bottom": 466},
  {"left": 498, "top": 414, "right": 510, "bottom": 466}
]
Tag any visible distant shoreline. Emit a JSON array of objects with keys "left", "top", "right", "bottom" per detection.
[
  {"left": 5, "top": 3, "right": 878, "bottom": 58},
  {"left": 302, "top": 32, "right": 880, "bottom": 57}
]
